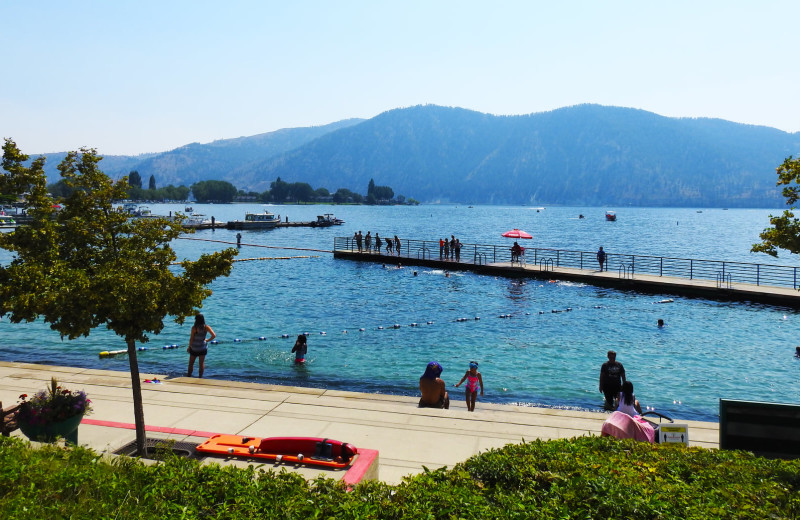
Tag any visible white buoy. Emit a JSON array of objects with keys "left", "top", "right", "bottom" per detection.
[{"left": 359, "top": 328, "right": 365, "bottom": 332}]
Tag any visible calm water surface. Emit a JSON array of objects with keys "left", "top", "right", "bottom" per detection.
[{"left": 1, "top": 204, "right": 799, "bottom": 421}]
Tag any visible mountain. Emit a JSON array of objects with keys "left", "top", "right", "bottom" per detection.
[
  {"left": 38, "top": 118, "right": 364, "bottom": 187},
  {"left": 245, "top": 105, "right": 800, "bottom": 207},
  {"left": 34, "top": 105, "right": 800, "bottom": 207}
]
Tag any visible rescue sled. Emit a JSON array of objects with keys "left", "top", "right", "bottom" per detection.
[{"left": 195, "top": 435, "right": 358, "bottom": 469}]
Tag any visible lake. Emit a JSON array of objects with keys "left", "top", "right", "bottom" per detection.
[{"left": 1, "top": 204, "right": 798, "bottom": 421}]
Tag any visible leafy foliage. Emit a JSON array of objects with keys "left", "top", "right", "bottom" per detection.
[
  {"left": 0, "top": 435, "right": 797, "bottom": 519},
  {"left": 752, "top": 156, "right": 800, "bottom": 257},
  {"left": 190, "top": 179, "right": 238, "bottom": 202},
  {"left": 0, "top": 139, "right": 238, "bottom": 454}
]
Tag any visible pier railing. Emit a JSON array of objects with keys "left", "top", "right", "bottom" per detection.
[{"left": 333, "top": 237, "right": 800, "bottom": 290}]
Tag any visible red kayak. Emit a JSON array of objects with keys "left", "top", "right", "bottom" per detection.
[{"left": 196, "top": 435, "right": 358, "bottom": 469}]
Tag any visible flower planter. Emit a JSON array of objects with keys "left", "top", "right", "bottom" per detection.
[{"left": 19, "top": 413, "right": 83, "bottom": 444}]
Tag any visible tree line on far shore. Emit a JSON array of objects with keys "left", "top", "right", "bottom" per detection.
[{"left": 47, "top": 171, "right": 418, "bottom": 205}]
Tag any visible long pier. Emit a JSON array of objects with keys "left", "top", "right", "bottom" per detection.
[{"left": 332, "top": 237, "right": 800, "bottom": 308}]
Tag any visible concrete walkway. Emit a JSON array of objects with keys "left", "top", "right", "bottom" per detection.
[{"left": 0, "top": 361, "right": 719, "bottom": 485}]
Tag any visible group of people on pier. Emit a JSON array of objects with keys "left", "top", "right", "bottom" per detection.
[
  {"left": 353, "top": 231, "right": 401, "bottom": 256},
  {"left": 439, "top": 235, "right": 462, "bottom": 261}
]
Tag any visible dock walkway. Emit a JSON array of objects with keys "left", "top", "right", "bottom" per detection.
[{"left": 333, "top": 238, "right": 800, "bottom": 307}]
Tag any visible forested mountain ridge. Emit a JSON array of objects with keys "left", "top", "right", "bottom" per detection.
[
  {"left": 35, "top": 105, "right": 800, "bottom": 207},
  {"left": 245, "top": 104, "right": 799, "bottom": 207}
]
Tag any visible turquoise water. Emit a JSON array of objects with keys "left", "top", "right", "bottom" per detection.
[{"left": 1, "top": 204, "right": 799, "bottom": 421}]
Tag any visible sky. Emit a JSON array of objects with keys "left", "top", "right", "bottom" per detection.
[{"left": 2, "top": 1, "right": 798, "bottom": 156}]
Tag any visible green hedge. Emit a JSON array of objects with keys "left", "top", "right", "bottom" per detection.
[{"left": 1, "top": 435, "right": 797, "bottom": 519}]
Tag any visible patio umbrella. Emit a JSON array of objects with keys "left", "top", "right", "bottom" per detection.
[{"left": 501, "top": 228, "right": 533, "bottom": 239}]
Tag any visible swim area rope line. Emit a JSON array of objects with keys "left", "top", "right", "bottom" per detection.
[{"left": 96, "top": 302, "right": 630, "bottom": 358}]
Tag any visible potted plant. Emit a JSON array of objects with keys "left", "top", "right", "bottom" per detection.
[{"left": 17, "top": 377, "right": 92, "bottom": 444}]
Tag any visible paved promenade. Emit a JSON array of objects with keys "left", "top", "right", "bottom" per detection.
[{"left": 0, "top": 361, "right": 719, "bottom": 485}]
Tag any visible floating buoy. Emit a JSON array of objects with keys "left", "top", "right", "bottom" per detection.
[
  {"left": 303, "top": 332, "right": 310, "bottom": 336},
  {"left": 210, "top": 340, "right": 219, "bottom": 344},
  {"left": 594, "top": 305, "right": 602, "bottom": 309},
  {"left": 377, "top": 326, "right": 384, "bottom": 330},
  {"left": 342, "top": 330, "right": 348, "bottom": 334},
  {"left": 234, "top": 338, "right": 242, "bottom": 343},
  {"left": 410, "top": 322, "right": 418, "bottom": 327},
  {"left": 281, "top": 334, "right": 289, "bottom": 338},
  {"left": 566, "top": 307, "right": 572, "bottom": 312},
  {"left": 359, "top": 328, "right": 365, "bottom": 332},
  {"left": 393, "top": 324, "right": 400, "bottom": 329},
  {"left": 320, "top": 331, "right": 326, "bottom": 335},
  {"left": 427, "top": 321, "right": 434, "bottom": 325},
  {"left": 655, "top": 299, "right": 674, "bottom": 304},
  {"left": 258, "top": 336, "right": 266, "bottom": 340},
  {"left": 474, "top": 316, "right": 480, "bottom": 320},
  {"left": 137, "top": 347, "right": 148, "bottom": 351},
  {"left": 539, "top": 311, "right": 545, "bottom": 315}
]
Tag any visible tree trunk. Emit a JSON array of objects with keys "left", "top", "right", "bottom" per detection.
[{"left": 126, "top": 338, "right": 147, "bottom": 456}]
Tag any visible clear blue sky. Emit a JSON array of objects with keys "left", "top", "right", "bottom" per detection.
[{"left": 2, "top": 1, "right": 798, "bottom": 155}]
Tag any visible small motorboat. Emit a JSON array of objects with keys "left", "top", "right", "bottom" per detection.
[
  {"left": 605, "top": 211, "right": 617, "bottom": 221},
  {"left": 196, "top": 435, "right": 358, "bottom": 468}
]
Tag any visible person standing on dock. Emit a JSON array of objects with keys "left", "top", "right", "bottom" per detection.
[
  {"left": 597, "top": 246, "right": 606, "bottom": 272},
  {"left": 599, "top": 350, "right": 626, "bottom": 410},
  {"left": 444, "top": 238, "right": 450, "bottom": 260},
  {"left": 365, "top": 231, "right": 372, "bottom": 253},
  {"left": 394, "top": 235, "right": 401, "bottom": 256},
  {"left": 356, "top": 231, "right": 363, "bottom": 253},
  {"left": 375, "top": 233, "right": 382, "bottom": 254},
  {"left": 454, "top": 238, "right": 462, "bottom": 262},
  {"left": 386, "top": 236, "right": 393, "bottom": 254},
  {"left": 439, "top": 238, "right": 444, "bottom": 259}
]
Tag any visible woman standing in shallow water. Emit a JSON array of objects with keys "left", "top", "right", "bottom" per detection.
[{"left": 187, "top": 313, "right": 216, "bottom": 377}]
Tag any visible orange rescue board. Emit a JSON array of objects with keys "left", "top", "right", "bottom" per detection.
[{"left": 196, "top": 435, "right": 358, "bottom": 469}]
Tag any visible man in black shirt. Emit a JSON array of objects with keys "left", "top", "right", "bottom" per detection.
[{"left": 599, "top": 350, "right": 626, "bottom": 410}]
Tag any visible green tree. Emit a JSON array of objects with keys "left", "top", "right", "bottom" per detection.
[
  {"left": 191, "top": 180, "right": 238, "bottom": 202},
  {"left": 288, "top": 182, "right": 314, "bottom": 202},
  {"left": 270, "top": 177, "right": 289, "bottom": 203},
  {"left": 128, "top": 170, "right": 142, "bottom": 189},
  {"left": 0, "top": 139, "right": 237, "bottom": 454},
  {"left": 148, "top": 174, "right": 157, "bottom": 191},
  {"left": 752, "top": 156, "right": 800, "bottom": 257},
  {"left": 367, "top": 178, "right": 375, "bottom": 196}
]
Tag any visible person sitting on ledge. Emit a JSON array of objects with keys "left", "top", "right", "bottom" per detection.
[
  {"left": 511, "top": 241, "right": 522, "bottom": 263},
  {"left": 419, "top": 361, "right": 450, "bottom": 409}
]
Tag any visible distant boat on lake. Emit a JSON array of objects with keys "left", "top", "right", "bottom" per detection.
[
  {"left": 227, "top": 208, "right": 280, "bottom": 230},
  {"left": 605, "top": 211, "right": 617, "bottom": 221}
]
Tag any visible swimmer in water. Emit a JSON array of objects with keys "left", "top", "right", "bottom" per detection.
[{"left": 658, "top": 319, "right": 665, "bottom": 327}]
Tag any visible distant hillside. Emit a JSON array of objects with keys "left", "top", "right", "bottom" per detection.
[
  {"left": 33, "top": 105, "right": 800, "bottom": 207},
  {"left": 246, "top": 105, "right": 800, "bottom": 207},
  {"left": 39, "top": 119, "right": 364, "bottom": 187}
]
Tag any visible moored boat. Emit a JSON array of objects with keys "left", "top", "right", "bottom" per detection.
[
  {"left": 605, "top": 211, "right": 617, "bottom": 221},
  {"left": 227, "top": 208, "right": 280, "bottom": 230},
  {"left": 0, "top": 215, "right": 16, "bottom": 228},
  {"left": 313, "top": 213, "right": 345, "bottom": 227}
]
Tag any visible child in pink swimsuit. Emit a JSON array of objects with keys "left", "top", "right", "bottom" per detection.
[{"left": 455, "top": 361, "right": 484, "bottom": 412}]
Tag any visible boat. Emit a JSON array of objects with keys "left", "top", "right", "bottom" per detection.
[
  {"left": 313, "top": 213, "right": 345, "bottom": 227},
  {"left": 185, "top": 206, "right": 193, "bottom": 213},
  {"left": 182, "top": 213, "right": 213, "bottom": 229},
  {"left": 227, "top": 208, "right": 280, "bottom": 230},
  {"left": 195, "top": 434, "right": 358, "bottom": 469},
  {"left": 0, "top": 215, "right": 16, "bottom": 228},
  {"left": 605, "top": 211, "right": 617, "bottom": 221},
  {"left": 120, "top": 203, "right": 154, "bottom": 218}
]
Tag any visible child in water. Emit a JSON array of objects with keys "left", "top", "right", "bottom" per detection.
[
  {"left": 291, "top": 334, "right": 307, "bottom": 364},
  {"left": 455, "top": 361, "right": 484, "bottom": 412}
]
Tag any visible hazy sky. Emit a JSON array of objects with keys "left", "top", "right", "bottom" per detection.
[{"left": 2, "top": 1, "right": 798, "bottom": 156}]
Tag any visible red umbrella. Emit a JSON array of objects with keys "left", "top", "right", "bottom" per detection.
[{"left": 501, "top": 228, "right": 532, "bottom": 239}]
